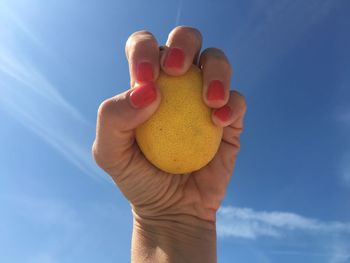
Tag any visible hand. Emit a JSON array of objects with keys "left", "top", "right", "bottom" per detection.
[{"left": 92, "top": 26, "right": 246, "bottom": 263}]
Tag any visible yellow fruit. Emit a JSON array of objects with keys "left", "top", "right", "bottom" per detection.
[{"left": 135, "top": 65, "right": 223, "bottom": 174}]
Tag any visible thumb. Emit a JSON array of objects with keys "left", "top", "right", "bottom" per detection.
[{"left": 92, "top": 82, "right": 161, "bottom": 171}]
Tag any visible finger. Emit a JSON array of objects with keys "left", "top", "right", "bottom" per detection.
[
  {"left": 215, "top": 90, "right": 247, "bottom": 168},
  {"left": 125, "top": 30, "right": 159, "bottom": 87},
  {"left": 160, "top": 26, "right": 202, "bottom": 76},
  {"left": 199, "top": 48, "right": 232, "bottom": 109},
  {"left": 211, "top": 90, "right": 247, "bottom": 128},
  {"left": 211, "top": 91, "right": 246, "bottom": 187},
  {"left": 193, "top": 91, "right": 246, "bottom": 207},
  {"left": 92, "top": 82, "right": 161, "bottom": 171},
  {"left": 208, "top": 92, "right": 246, "bottom": 187}
]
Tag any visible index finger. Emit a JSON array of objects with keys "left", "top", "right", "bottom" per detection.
[{"left": 125, "top": 30, "right": 160, "bottom": 87}]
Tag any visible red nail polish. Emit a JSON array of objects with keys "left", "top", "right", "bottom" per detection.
[
  {"left": 164, "top": 47, "right": 184, "bottom": 68},
  {"left": 129, "top": 82, "right": 157, "bottom": 108},
  {"left": 136, "top": 62, "right": 154, "bottom": 82},
  {"left": 207, "top": 80, "right": 225, "bottom": 101},
  {"left": 214, "top": 105, "right": 232, "bottom": 122}
]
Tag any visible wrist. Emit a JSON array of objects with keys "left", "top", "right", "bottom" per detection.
[{"left": 131, "top": 209, "right": 217, "bottom": 263}]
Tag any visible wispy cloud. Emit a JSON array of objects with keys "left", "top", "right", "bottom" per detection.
[
  {"left": 268, "top": 248, "right": 350, "bottom": 263},
  {"left": 175, "top": 0, "right": 183, "bottom": 26},
  {"left": 218, "top": 206, "right": 350, "bottom": 261},
  {"left": 0, "top": 4, "right": 105, "bottom": 180},
  {"left": 217, "top": 206, "right": 350, "bottom": 239}
]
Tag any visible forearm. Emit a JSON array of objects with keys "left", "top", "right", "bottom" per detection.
[{"left": 131, "top": 212, "right": 217, "bottom": 263}]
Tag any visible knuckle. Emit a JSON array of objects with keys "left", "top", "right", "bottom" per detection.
[
  {"left": 232, "top": 138, "right": 241, "bottom": 153},
  {"left": 202, "top": 47, "right": 227, "bottom": 61},
  {"left": 203, "top": 47, "right": 225, "bottom": 57},
  {"left": 97, "top": 97, "right": 117, "bottom": 121},
  {"left": 132, "top": 30, "right": 154, "bottom": 37},
  {"left": 125, "top": 30, "right": 157, "bottom": 57},
  {"left": 223, "top": 126, "right": 242, "bottom": 153},
  {"left": 170, "top": 26, "right": 202, "bottom": 46},
  {"left": 127, "top": 30, "right": 155, "bottom": 44},
  {"left": 97, "top": 95, "right": 131, "bottom": 132},
  {"left": 234, "top": 91, "right": 247, "bottom": 113},
  {"left": 202, "top": 48, "right": 232, "bottom": 74}
]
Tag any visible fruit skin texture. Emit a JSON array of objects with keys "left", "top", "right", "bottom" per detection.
[{"left": 136, "top": 65, "right": 223, "bottom": 174}]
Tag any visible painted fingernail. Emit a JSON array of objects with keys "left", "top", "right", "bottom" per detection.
[
  {"left": 214, "top": 105, "right": 232, "bottom": 122},
  {"left": 129, "top": 82, "right": 157, "bottom": 108},
  {"left": 207, "top": 80, "right": 225, "bottom": 101},
  {"left": 164, "top": 47, "right": 184, "bottom": 68},
  {"left": 136, "top": 62, "right": 154, "bottom": 82}
]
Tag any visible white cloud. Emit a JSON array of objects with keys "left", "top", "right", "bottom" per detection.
[
  {"left": 218, "top": 206, "right": 350, "bottom": 260},
  {"left": 217, "top": 206, "right": 350, "bottom": 239}
]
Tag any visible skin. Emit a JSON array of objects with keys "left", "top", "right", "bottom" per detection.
[{"left": 92, "top": 26, "right": 247, "bottom": 263}]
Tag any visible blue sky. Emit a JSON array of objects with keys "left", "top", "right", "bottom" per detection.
[{"left": 0, "top": 0, "right": 349, "bottom": 262}]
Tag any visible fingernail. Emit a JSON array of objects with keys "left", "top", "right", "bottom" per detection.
[
  {"left": 207, "top": 80, "right": 225, "bottom": 101},
  {"left": 136, "top": 62, "right": 154, "bottom": 82},
  {"left": 164, "top": 47, "right": 184, "bottom": 68},
  {"left": 129, "top": 82, "right": 157, "bottom": 108},
  {"left": 214, "top": 105, "right": 232, "bottom": 122}
]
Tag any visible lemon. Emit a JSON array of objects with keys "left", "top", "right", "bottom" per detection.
[{"left": 135, "top": 65, "right": 223, "bottom": 174}]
